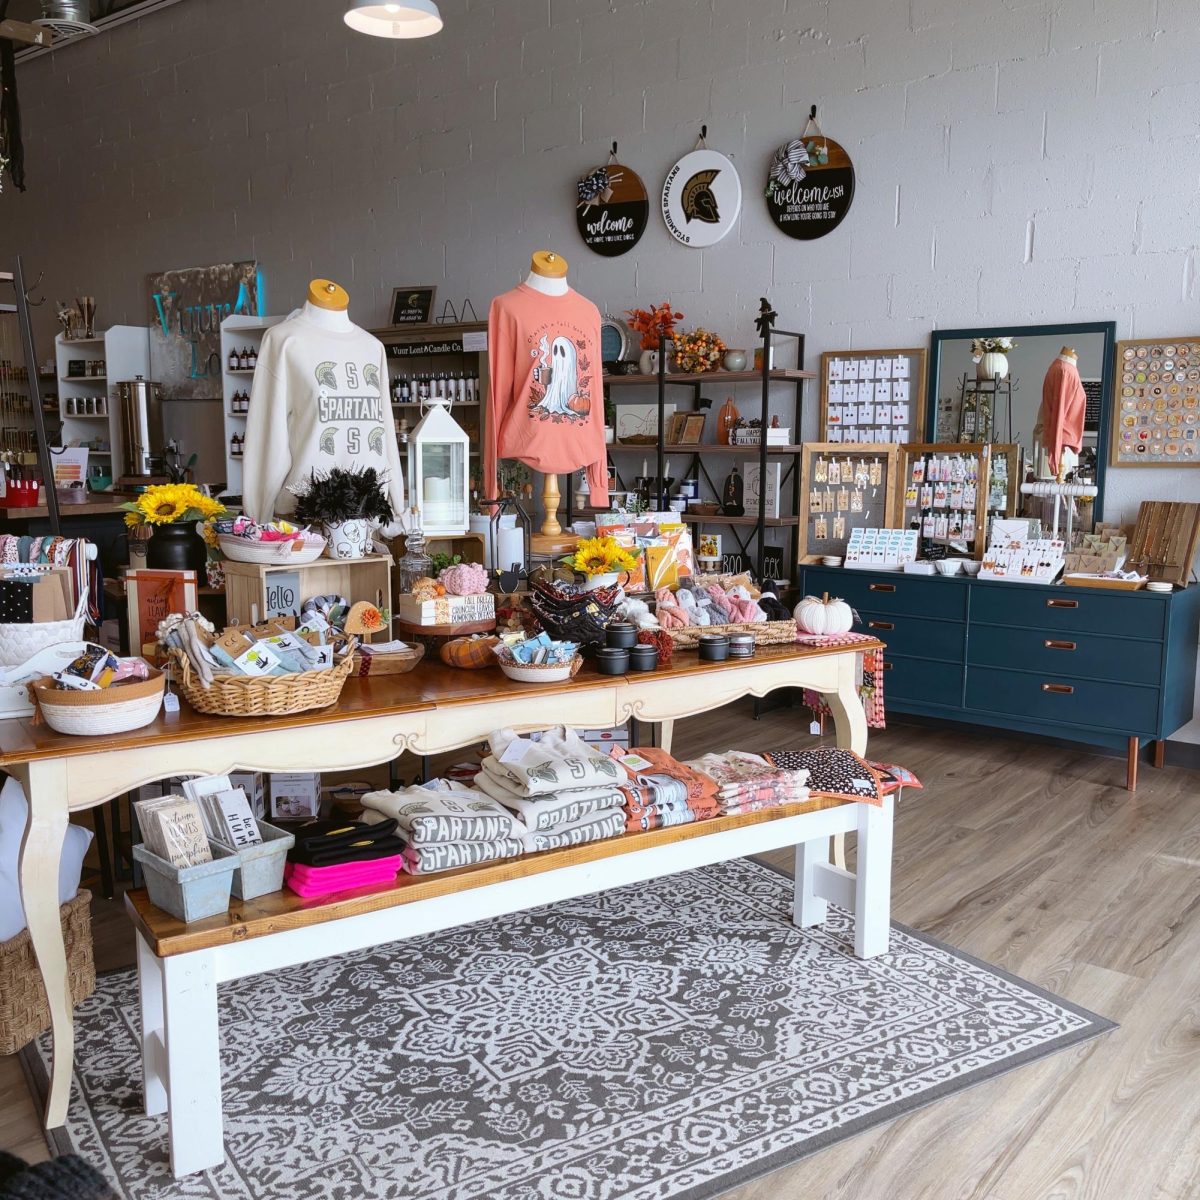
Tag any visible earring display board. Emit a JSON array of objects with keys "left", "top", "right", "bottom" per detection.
[
  {"left": 1111, "top": 336, "right": 1200, "bottom": 466},
  {"left": 895, "top": 442, "right": 994, "bottom": 561},
  {"left": 819, "top": 348, "right": 927, "bottom": 443},
  {"left": 798, "top": 443, "right": 900, "bottom": 564}
]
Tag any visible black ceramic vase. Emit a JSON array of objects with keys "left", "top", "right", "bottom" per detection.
[{"left": 146, "top": 522, "right": 207, "bottom": 573}]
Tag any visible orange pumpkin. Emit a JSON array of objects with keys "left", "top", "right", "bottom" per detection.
[
  {"left": 440, "top": 636, "right": 500, "bottom": 669},
  {"left": 568, "top": 394, "right": 591, "bottom": 415}
]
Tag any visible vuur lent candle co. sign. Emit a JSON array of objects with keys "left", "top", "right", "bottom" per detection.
[{"left": 148, "top": 262, "right": 263, "bottom": 399}]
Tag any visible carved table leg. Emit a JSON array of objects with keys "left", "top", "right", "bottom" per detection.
[{"left": 826, "top": 655, "right": 869, "bottom": 872}]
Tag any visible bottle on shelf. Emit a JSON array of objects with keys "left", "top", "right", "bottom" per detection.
[
  {"left": 227, "top": 348, "right": 239, "bottom": 371},
  {"left": 238, "top": 347, "right": 250, "bottom": 370},
  {"left": 247, "top": 345, "right": 258, "bottom": 370},
  {"left": 401, "top": 375, "right": 411, "bottom": 403},
  {"left": 230, "top": 432, "right": 243, "bottom": 458},
  {"left": 396, "top": 510, "right": 432, "bottom": 594}
]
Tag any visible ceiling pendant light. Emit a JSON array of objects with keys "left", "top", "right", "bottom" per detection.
[{"left": 343, "top": 0, "right": 443, "bottom": 38}]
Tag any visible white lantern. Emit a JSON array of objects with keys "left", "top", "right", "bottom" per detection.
[{"left": 407, "top": 400, "right": 469, "bottom": 536}]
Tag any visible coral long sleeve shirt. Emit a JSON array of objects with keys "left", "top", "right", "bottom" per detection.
[
  {"left": 1039, "top": 356, "right": 1087, "bottom": 475},
  {"left": 483, "top": 284, "right": 609, "bottom": 507}
]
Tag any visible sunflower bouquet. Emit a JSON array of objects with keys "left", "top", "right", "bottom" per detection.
[
  {"left": 563, "top": 535, "right": 638, "bottom": 579},
  {"left": 122, "top": 483, "right": 225, "bottom": 529},
  {"left": 673, "top": 328, "right": 727, "bottom": 374}
]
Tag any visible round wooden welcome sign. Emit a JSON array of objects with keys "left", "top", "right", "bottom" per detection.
[
  {"left": 765, "top": 134, "right": 856, "bottom": 240},
  {"left": 575, "top": 161, "right": 650, "bottom": 257}
]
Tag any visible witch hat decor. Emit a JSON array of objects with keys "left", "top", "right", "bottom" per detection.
[{"left": 661, "top": 126, "right": 742, "bottom": 248}]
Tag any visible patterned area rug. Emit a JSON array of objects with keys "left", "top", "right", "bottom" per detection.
[{"left": 28, "top": 859, "right": 1113, "bottom": 1200}]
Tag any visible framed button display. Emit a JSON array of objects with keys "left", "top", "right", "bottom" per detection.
[{"left": 1110, "top": 336, "right": 1200, "bottom": 466}]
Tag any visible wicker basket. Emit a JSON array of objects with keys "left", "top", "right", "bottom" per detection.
[
  {"left": 0, "top": 889, "right": 94, "bottom": 1056},
  {"left": 29, "top": 669, "right": 165, "bottom": 736},
  {"left": 668, "top": 619, "right": 798, "bottom": 649},
  {"left": 218, "top": 533, "right": 326, "bottom": 565},
  {"left": 169, "top": 645, "right": 357, "bottom": 716}
]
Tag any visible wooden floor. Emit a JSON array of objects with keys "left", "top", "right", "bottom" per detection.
[{"left": 4, "top": 703, "right": 1200, "bottom": 1199}]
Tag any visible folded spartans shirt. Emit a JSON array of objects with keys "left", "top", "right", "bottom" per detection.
[
  {"left": 483, "top": 284, "right": 609, "bottom": 506},
  {"left": 242, "top": 311, "right": 408, "bottom": 522}
]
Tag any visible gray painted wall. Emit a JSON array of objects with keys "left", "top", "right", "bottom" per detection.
[{"left": 2, "top": 0, "right": 1198, "bottom": 735}]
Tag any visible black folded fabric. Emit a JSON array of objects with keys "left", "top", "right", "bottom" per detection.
[
  {"left": 293, "top": 818, "right": 398, "bottom": 852},
  {"left": 288, "top": 819, "right": 404, "bottom": 867}
]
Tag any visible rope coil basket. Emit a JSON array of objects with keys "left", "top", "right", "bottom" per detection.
[
  {"left": 29, "top": 669, "right": 165, "bottom": 736},
  {"left": 667, "top": 619, "right": 797, "bottom": 649},
  {"left": 217, "top": 533, "right": 326, "bottom": 565},
  {"left": 169, "top": 643, "right": 357, "bottom": 716}
]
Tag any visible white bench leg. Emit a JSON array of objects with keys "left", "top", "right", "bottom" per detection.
[
  {"left": 163, "top": 952, "right": 224, "bottom": 1178},
  {"left": 793, "top": 838, "right": 829, "bottom": 928},
  {"left": 658, "top": 718, "right": 674, "bottom": 755},
  {"left": 853, "top": 795, "right": 894, "bottom": 959},
  {"left": 135, "top": 933, "right": 166, "bottom": 1117}
]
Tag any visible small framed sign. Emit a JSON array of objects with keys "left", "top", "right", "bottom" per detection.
[{"left": 389, "top": 286, "right": 437, "bottom": 327}]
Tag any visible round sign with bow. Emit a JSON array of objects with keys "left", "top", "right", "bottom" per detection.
[
  {"left": 575, "top": 157, "right": 649, "bottom": 258},
  {"left": 765, "top": 122, "right": 855, "bottom": 240},
  {"left": 661, "top": 145, "right": 742, "bottom": 249}
]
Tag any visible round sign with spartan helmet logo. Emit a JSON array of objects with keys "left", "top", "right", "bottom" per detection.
[{"left": 661, "top": 148, "right": 742, "bottom": 249}]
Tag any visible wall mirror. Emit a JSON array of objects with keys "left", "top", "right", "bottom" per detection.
[{"left": 927, "top": 321, "right": 1116, "bottom": 523}]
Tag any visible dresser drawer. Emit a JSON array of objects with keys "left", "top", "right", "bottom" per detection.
[
  {"left": 968, "top": 627, "right": 1162, "bottom": 687},
  {"left": 965, "top": 667, "right": 1160, "bottom": 734},
  {"left": 857, "top": 611, "right": 965, "bottom": 663},
  {"left": 883, "top": 654, "right": 964, "bottom": 705},
  {"left": 970, "top": 586, "right": 1166, "bottom": 640},
  {"left": 811, "top": 571, "right": 967, "bottom": 621}
]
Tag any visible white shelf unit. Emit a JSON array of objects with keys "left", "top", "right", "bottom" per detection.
[
  {"left": 55, "top": 327, "right": 149, "bottom": 481},
  {"left": 220, "top": 314, "right": 283, "bottom": 499}
]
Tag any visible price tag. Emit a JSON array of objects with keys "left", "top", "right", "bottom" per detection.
[{"left": 809, "top": 720, "right": 822, "bottom": 736}]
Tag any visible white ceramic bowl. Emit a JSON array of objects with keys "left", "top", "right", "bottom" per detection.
[
  {"left": 960, "top": 560, "right": 981, "bottom": 576},
  {"left": 822, "top": 556, "right": 843, "bottom": 567},
  {"left": 935, "top": 559, "right": 964, "bottom": 576}
]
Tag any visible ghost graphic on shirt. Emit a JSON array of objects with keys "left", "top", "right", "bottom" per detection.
[{"left": 536, "top": 336, "right": 581, "bottom": 416}]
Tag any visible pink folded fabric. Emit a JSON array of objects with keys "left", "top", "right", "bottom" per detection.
[
  {"left": 655, "top": 587, "right": 689, "bottom": 629},
  {"left": 284, "top": 857, "right": 403, "bottom": 897}
]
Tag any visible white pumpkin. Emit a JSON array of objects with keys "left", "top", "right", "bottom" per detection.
[{"left": 794, "top": 593, "right": 854, "bottom": 636}]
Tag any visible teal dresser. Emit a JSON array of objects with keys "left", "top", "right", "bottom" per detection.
[{"left": 800, "top": 566, "right": 1200, "bottom": 789}]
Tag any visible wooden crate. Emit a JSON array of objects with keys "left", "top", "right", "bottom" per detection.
[{"left": 223, "top": 554, "right": 393, "bottom": 637}]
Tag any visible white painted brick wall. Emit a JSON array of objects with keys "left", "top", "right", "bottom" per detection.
[{"left": 2, "top": 0, "right": 1199, "bottom": 731}]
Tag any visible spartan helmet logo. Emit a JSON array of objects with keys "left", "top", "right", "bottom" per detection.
[{"left": 681, "top": 168, "right": 721, "bottom": 224}]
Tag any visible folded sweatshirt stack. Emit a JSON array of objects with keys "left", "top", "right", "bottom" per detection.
[
  {"left": 284, "top": 818, "right": 405, "bottom": 897},
  {"left": 684, "top": 751, "right": 809, "bottom": 815},
  {"left": 611, "top": 746, "right": 721, "bottom": 833},
  {"left": 476, "top": 727, "right": 626, "bottom": 852},
  {"left": 360, "top": 780, "right": 524, "bottom": 875}
]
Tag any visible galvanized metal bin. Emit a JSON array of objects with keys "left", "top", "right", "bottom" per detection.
[
  {"left": 215, "top": 821, "right": 295, "bottom": 900},
  {"left": 132, "top": 842, "right": 237, "bottom": 923}
]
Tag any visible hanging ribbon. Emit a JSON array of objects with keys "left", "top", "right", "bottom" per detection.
[
  {"left": 765, "top": 139, "right": 810, "bottom": 199},
  {"left": 576, "top": 145, "right": 625, "bottom": 215}
]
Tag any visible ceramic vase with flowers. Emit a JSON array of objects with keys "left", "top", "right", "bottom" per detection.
[
  {"left": 121, "top": 483, "right": 225, "bottom": 573},
  {"left": 290, "top": 466, "right": 395, "bottom": 561},
  {"left": 972, "top": 335, "right": 1016, "bottom": 381},
  {"left": 627, "top": 302, "right": 684, "bottom": 374},
  {"left": 562, "top": 535, "right": 638, "bottom": 591}
]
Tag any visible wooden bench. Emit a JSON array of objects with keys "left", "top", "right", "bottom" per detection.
[{"left": 125, "top": 792, "right": 895, "bottom": 1178}]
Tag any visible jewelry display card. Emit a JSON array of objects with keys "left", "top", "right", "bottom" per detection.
[{"left": 820, "top": 347, "right": 927, "bottom": 443}]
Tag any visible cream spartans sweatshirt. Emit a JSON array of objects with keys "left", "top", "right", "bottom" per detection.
[{"left": 242, "top": 307, "right": 407, "bottom": 524}]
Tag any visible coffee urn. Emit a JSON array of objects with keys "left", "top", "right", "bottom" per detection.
[{"left": 117, "top": 375, "right": 165, "bottom": 478}]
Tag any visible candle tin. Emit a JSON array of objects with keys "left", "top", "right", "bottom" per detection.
[
  {"left": 605, "top": 621, "right": 639, "bottom": 649},
  {"left": 728, "top": 634, "right": 756, "bottom": 659},
  {"left": 698, "top": 633, "right": 730, "bottom": 662},
  {"left": 594, "top": 647, "right": 630, "bottom": 675},
  {"left": 627, "top": 644, "right": 659, "bottom": 672}
]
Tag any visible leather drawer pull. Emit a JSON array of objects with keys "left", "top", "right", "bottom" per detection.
[
  {"left": 1046, "top": 598, "right": 1078, "bottom": 609},
  {"left": 882, "top": 662, "right": 894, "bottom": 671},
  {"left": 1042, "top": 683, "right": 1075, "bottom": 694},
  {"left": 868, "top": 620, "right": 895, "bottom": 630},
  {"left": 869, "top": 583, "right": 896, "bottom": 593},
  {"left": 1045, "top": 640, "right": 1077, "bottom": 651}
]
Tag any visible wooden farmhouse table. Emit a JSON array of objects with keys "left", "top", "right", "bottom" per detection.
[{"left": 1, "top": 640, "right": 884, "bottom": 1141}]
